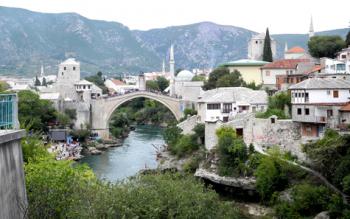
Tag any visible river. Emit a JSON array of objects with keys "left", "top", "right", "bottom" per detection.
[{"left": 80, "top": 125, "right": 164, "bottom": 181}]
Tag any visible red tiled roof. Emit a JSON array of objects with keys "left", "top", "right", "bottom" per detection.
[
  {"left": 286, "top": 46, "right": 305, "bottom": 53},
  {"left": 340, "top": 103, "right": 350, "bottom": 111},
  {"left": 261, "top": 59, "right": 310, "bottom": 69},
  {"left": 306, "top": 65, "right": 324, "bottom": 74},
  {"left": 111, "top": 79, "right": 125, "bottom": 86}
]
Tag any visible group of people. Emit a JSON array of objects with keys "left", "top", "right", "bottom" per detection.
[{"left": 50, "top": 142, "right": 82, "bottom": 160}]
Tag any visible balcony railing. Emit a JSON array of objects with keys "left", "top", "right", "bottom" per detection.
[{"left": 0, "top": 94, "right": 19, "bottom": 130}]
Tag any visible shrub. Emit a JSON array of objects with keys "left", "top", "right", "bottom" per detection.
[{"left": 172, "top": 135, "right": 198, "bottom": 157}]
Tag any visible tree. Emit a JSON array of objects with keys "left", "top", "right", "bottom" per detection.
[
  {"left": 146, "top": 80, "right": 159, "bottom": 91},
  {"left": 203, "top": 67, "right": 229, "bottom": 90},
  {"left": 263, "top": 28, "right": 273, "bottom": 62},
  {"left": 0, "top": 81, "right": 9, "bottom": 92},
  {"left": 56, "top": 112, "right": 71, "bottom": 128},
  {"left": 308, "top": 35, "right": 346, "bottom": 58},
  {"left": 34, "top": 76, "right": 41, "bottom": 86},
  {"left": 245, "top": 81, "right": 262, "bottom": 90},
  {"left": 216, "top": 70, "right": 245, "bottom": 87},
  {"left": 18, "top": 90, "right": 56, "bottom": 132},
  {"left": 346, "top": 30, "right": 350, "bottom": 47},
  {"left": 85, "top": 72, "right": 108, "bottom": 94},
  {"left": 42, "top": 77, "right": 47, "bottom": 86},
  {"left": 192, "top": 75, "right": 206, "bottom": 82},
  {"left": 156, "top": 76, "right": 169, "bottom": 92}
]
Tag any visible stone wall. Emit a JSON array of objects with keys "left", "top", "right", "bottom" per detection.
[
  {"left": 0, "top": 130, "right": 27, "bottom": 219},
  {"left": 205, "top": 115, "right": 305, "bottom": 159},
  {"left": 177, "top": 115, "right": 199, "bottom": 135}
]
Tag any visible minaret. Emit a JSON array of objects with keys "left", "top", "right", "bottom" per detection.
[
  {"left": 169, "top": 44, "right": 175, "bottom": 97},
  {"left": 284, "top": 42, "right": 288, "bottom": 52},
  {"left": 309, "top": 16, "right": 315, "bottom": 38},
  {"left": 40, "top": 64, "right": 44, "bottom": 77},
  {"left": 162, "top": 59, "right": 165, "bottom": 73}
]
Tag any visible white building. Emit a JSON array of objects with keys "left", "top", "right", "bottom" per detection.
[
  {"left": 337, "top": 46, "right": 350, "bottom": 61},
  {"left": 197, "top": 87, "right": 268, "bottom": 122},
  {"left": 289, "top": 78, "right": 350, "bottom": 138},
  {"left": 104, "top": 79, "right": 138, "bottom": 94},
  {"left": 248, "top": 32, "right": 277, "bottom": 61}
]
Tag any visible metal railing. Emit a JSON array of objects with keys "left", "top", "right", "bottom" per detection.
[{"left": 0, "top": 94, "right": 19, "bottom": 130}]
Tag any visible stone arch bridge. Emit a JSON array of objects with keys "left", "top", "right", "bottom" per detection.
[{"left": 91, "top": 91, "right": 183, "bottom": 139}]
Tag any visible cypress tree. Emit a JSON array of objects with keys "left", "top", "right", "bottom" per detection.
[
  {"left": 263, "top": 28, "right": 273, "bottom": 62},
  {"left": 34, "top": 76, "right": 41, "bottom": 86},
  {"left": 346, "top": 30, "right": 350, "bottom": 47},
  {"left": 42, "top": 77, "right": 47, "bottom": 86}
]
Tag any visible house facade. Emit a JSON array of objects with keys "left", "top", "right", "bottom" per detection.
[
  {"left": 197, "top": 87, "right": 268, "bottom": 123},
  {"left": 289, "top": 78, "right": 350, "bottom": 138},
  {"left": 220, "top": 59, "right": 269, "bottom": 85}
]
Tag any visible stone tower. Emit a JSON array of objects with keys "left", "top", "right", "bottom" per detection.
[
  {"left": 169, "top": 45, "right": 175, "bottom": 96},
  {"left": 56, "top": 58, "right": 80, "bottom": 100},
  {"left": 248, "top": 32, "right": 277, "bottom": 61},
  {"left": 309, "top": 16, "right": 315, "bottom": 38}
]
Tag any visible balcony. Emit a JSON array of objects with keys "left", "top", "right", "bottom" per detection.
[{"left": 0, "top": 94, "right": 19, "bottom": 130}]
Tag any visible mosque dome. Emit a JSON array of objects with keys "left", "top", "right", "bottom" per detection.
[{"left": 176, "top": 70, "right": 194, "bottom": 81}]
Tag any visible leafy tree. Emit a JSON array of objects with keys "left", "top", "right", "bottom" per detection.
[
  {"left": 255, "top": 91, "right": 291, "bottom": 119},
  {"left": 85, "top": 71, "right": 108, "bottom": 94},
  {"left": 18, "top": 90, "right": 56, "bottom": 132},
  {"left": 156, "top": 76, "right": 169, "bottom": 92},
  {"left": 216, "top": 70, "right": 245, "bottom": 87},
  {"left": 146, "top": 80, "right": 159, "bottom": 91},
  {"left": 203, "top": 67, "right": 230, "bottom": 90},
  {"left": 203, "top": 68, "right": 245, "bottom": 90},
  {"left": 308, "top": 35, "right": 346, "bottom": 58},
  {"left": 42, "top": 77, "right": 47, "bottom": 86},
  {"left": 245, "top": 81, "right": 262, "bottom": 90},
  {"left": 263, "top": 28, "right": 273, "bottom": 62},
  {"left": 183, "top": 108, "right": 197, "bottom": 118},
  {"left": 172, "top": 134, "right": 199, "bottom": 157},
  {"left": 163, "top": 124, "right": 183, "bottom": 147},
  {"left": 64, "top": 109, "right": 77, "bottom": 121},
  {"left": 0, "top": 81, "right": 9, "bottom": 92},
  {"left": 34, "top": 76, "right": 41, "bottom": 86},
  {"left": 216, "top": 126, "right": 248, "bottom": 176},
  {"left": 193, "top": 123, "right": 205, "bottom": 145},
  {"left": 346, "top": 30, "right": 350, "bottom": 47},
  {"left": 192, "top": 75, "right": 206, "bottom": 82},
  {"left": 56, "top": 112, "right": 71, "bottom": 128}
]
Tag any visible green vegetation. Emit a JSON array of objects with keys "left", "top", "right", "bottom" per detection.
[
  {"left": 256, "top": 91, "right": 291, "bottom": 119},
  {"left": 191, "top": 75, "right": 206, "bottom": 82},
  {"left": 34, "top": 76, "right": 41, "bottom": 86},
  {"left": 203, "top": 67, "right": 245, "bottom": 90},
  {"left": 109, "top": 98, "right": 176, "bottom": 138},
  {"left": 263, "top": 28, "right": 273, "bottom": 62},
  {"left": 303, "top": 129, "right": 350, "bottom": 195},
  {"left": 164, "top": 123, "right": 205, "bottom": 158},
  {"left": 23, "top": 135, "right": 242, "bottom": 219},
  {"left": 346, "top": 30, "right": 350, "bottom": 47},
  {"left": 42, "top": 77, "right": 47, "bottom": 86},
  {"left": 146, "top": 76, "right": 169, "bottom": 92},
  {"left": 308, "top": 35, "right": 346, "bottom": 58},
  {"left": 85, "top": 71, "right": 108, "bottom": 94},
  {"left": 18, "top": 90, "right": 56, "bottom": 132},
  {"left": 0, "top": 81, "right": 9, "bottom": 92},
  {"left": 183, "top": 107, "right": 197, "bottom": 118}
]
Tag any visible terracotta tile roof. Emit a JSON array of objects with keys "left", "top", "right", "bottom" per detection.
[
  {"left": 286, "top": 46, "right": 305, "bottom": 53},
  {"left": 340, "top": 103, "right": 350, "bottom": 111},
  {"left": 261, "top": 59, "right": 310, "bottom": 69},
  {"left": 306, "top": 65, "right": 323, "bottom": 74},
  {"left": 111, "top": 79, "right": 125, "bottom": 86}
]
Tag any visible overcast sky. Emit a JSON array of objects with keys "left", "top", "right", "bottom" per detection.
[{"left": 0, "top": 0, "right": 349, "bottom": 34}]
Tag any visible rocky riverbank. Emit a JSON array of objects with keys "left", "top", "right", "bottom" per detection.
[{"left": 82, "top": 139, "right": 123, "bottom": 156}]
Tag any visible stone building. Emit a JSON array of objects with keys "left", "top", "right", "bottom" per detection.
[
  {"left": 197, "top": 87, "right": 268, "bottom": 123},
  {"left": 248, "top": 32, "right": 277, "bottom": 61},
  {"left": 289, "top": 78, "right": 350, "bottom": 138}
]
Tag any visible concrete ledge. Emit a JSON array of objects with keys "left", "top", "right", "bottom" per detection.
[{"left": 0, "top": 130, "right": 26, "bottom": 145}]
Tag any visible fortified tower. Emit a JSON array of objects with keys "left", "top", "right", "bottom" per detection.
[{"left": 56, "top": 58, "right": 80, "bottom": 100}]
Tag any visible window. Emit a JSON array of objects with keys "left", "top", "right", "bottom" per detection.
[
  {"left": 223, "top": 116, "right": 229, "bottom": 122},
  {"left": 333, "top": 90, "right": 339, "bottom": 98},
  {"left": 327, "top": 109, "right": 333, "bottom": 117},
  {"left": 305, "top": 108, "right": 310, "bottom": 115},
  {"left": 64, "top": 67, "right": 66, "bottom": 70},
  {"left": 73, "top": 67, "right": 76, "bottom": 71},
  {"left": 255, "top": 41, "right": 258, "bottom": 44},
  {"left": 327, "top": 90, "right": 331, "bottom": 95},
  {"left": 271, "top": 118, "right": 276, "bottom": 124},
  {"left": 305, "top": 93, "right": 309, "bottom": 102},
  {"left": 222, "top": 103, "right": 232, "bottom": 113},
  {"left": 207, "top": 103, "right": 220, "bottom": 110},
  {"left": 297, "top": 108, "right": 302, "bottom": 115},
  {"left": 83, "top": 85, "right": 86, "bottom": 89},
  {"left": 265, "top": 71, "right": 270, "bottom": 76},
  {"left": 62, "top": 72, "right": 64, "bottom": 76}
]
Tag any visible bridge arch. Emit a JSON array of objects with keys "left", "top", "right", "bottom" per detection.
[{"left": 91, "top": 91, "right": 183, "bottom": 139}]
